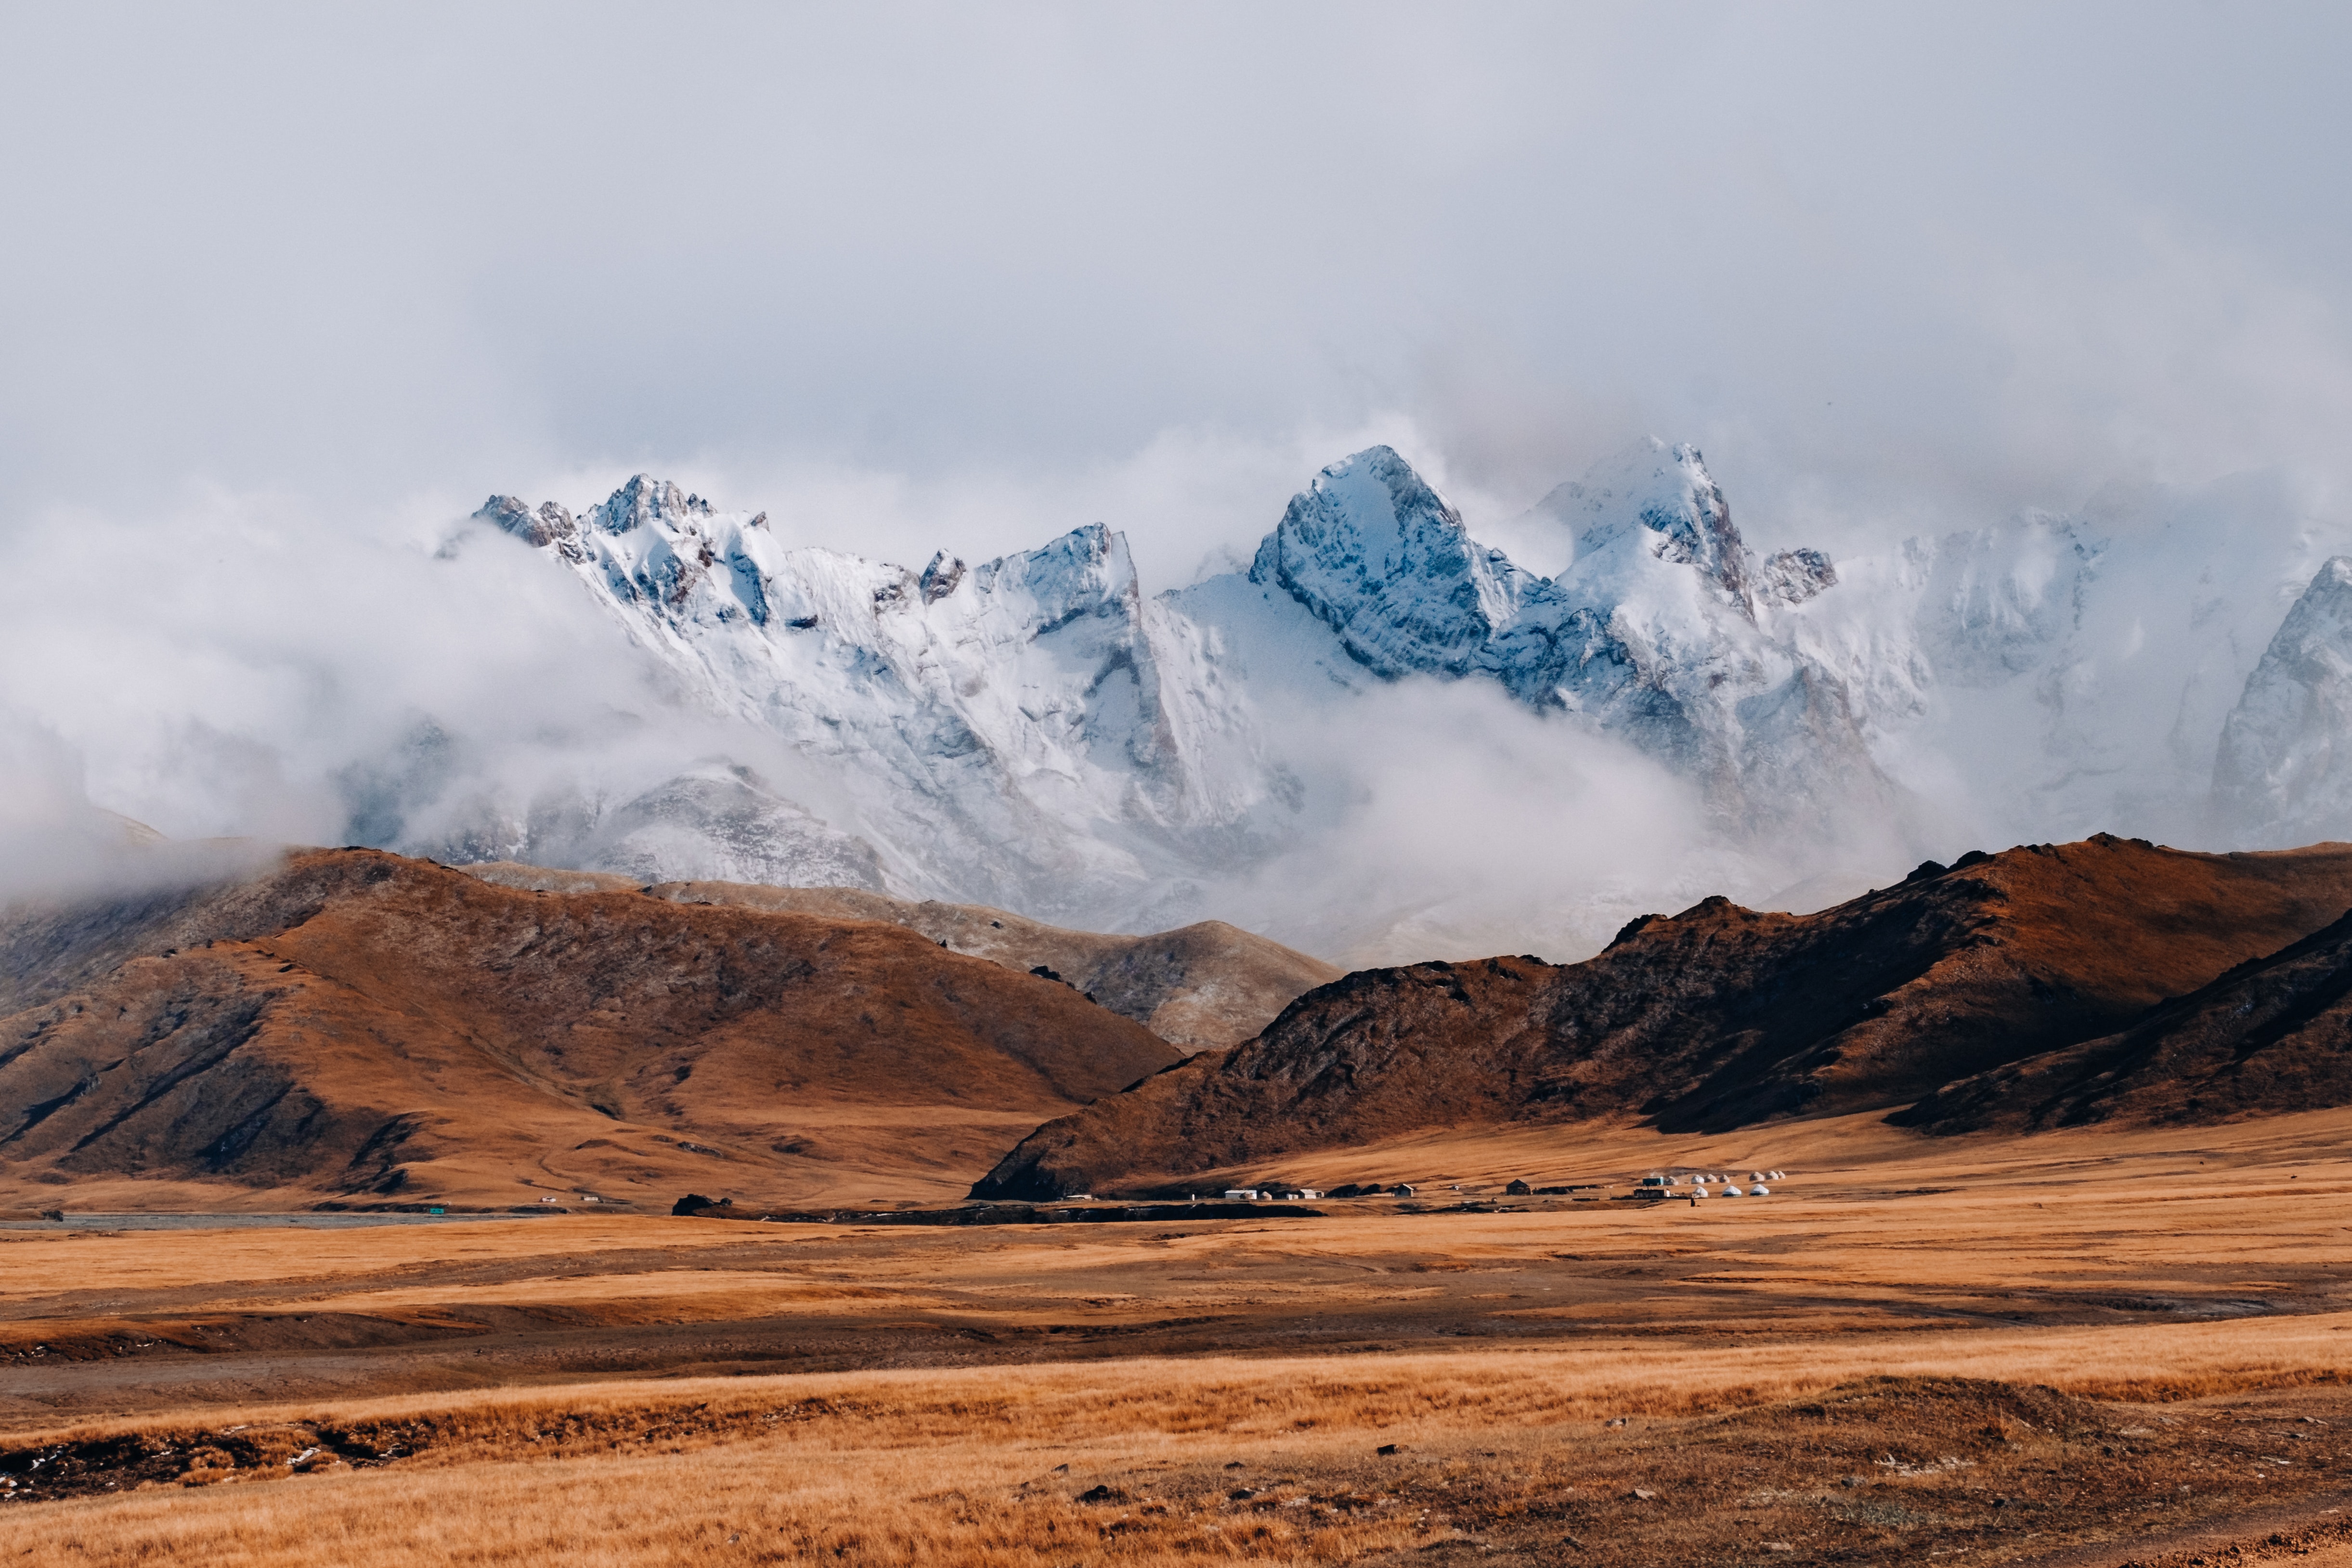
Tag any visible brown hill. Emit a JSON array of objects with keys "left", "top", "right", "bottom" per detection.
[
  {"left": 456, "top": 863, "right": 1340, "bottom": 1050},
  {"left": 1897, "top": 904, "right": 2352, "bottom": 1133},
  {"left": 0, "top": 850, "right": 1176, "bottom": 1211},
  {"left": 973, "top": 835, "right": 2352, "bottom": 1198}
]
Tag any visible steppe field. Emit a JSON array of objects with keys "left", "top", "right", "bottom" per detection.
[{"left": 11, "top": 1112, "right": 2352, "bottom": 1566}]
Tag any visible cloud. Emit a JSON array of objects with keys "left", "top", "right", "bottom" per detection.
[
  {"left": 0, "top": 714, "right": 112, "bottom": 897},
  {"left": 0, "top": 711, "right": 284, "bottom": 904},
  {"left": 0, "top": 485, "right": 750, "bottom": 853},
  {"left": 1207, "top": 677, "right": 1782, "bottom": 966},
  {"left": 10, "top": 2, "right": 2352, "bottom": 533}
]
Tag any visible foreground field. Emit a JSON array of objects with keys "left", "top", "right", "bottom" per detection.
[{"left": 9, "top": 1111, "right": 2352, "bottom": 1564}]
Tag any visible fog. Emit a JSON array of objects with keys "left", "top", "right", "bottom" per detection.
[{"left": 5, "top": 3, "right": 2351, "bottom": 931}]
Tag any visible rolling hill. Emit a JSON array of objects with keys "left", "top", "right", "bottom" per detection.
[
  {"left": 454, "top": 862, "right": 1339, "bottom": 1050},
  {"left": 0, "top": 850, "right": 1177, "bottom": 1211}
]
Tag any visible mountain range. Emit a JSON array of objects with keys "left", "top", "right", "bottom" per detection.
[{"left": 333, "top": 441, "right": 2352, "bottom": 963}]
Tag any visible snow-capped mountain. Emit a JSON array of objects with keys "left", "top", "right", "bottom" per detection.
[
  {"left": 460, "top": 476, "right": 1276, "bottom": 922},
  {"left": 349, "top": 440, "right": 2352, "bottom": 963},
  {"left": 1215, "top": 441, "right": 1890, "bottom": 832},
  {"left": 444, "top": 441, "right": 1882, "bottom": 926},
  {"left": 2215, "top": 555, "right": 2352, "bottom": 840},
  {"left": 1769, "top": 471, "right": 2352, "bottom": 852}
]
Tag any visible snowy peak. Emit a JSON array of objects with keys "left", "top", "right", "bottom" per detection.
[
  {"left": 407, "top": 442, "right": 2352, "bottom": 960},
  {"left": 1210, "top": 440, "right": 1885, "bottom": 830},
  {"left": 463, "top": 476, "right": 1244, "bottom": 915},
  {"left": 452, "top": 441, "right": 1896, "bottom": 932},
  {"left": 959, "top": 522, "right": 1139, "bottom": 634},
  {"left": 478, "top": 493, "right": 582, "bottom": 554},
  {"left": 476, "top": 476, "right": 1147, "bottom": 665},
  {"left": 1536, "top": 439, "right": 1754, "bottom": 607},
  {"left": 918, "top": 551, "right": 965, "bottom": 603},
  {"left": 1255, "top": 445, "right": 1467, "bottom": 584},
  {"left": 1247, "top": 445, "right": 1535, "bottom": 679}
]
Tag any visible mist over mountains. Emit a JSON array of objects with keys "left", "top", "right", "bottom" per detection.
[{"left": 153, "top": 436, "right": 2345, "bottom": 967}]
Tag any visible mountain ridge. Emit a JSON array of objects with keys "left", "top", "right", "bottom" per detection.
[
  {"left": 970, "top": 833, "right": 2352, "bottom": 1199},
  {"left": 453, "top": 860, "right": 1340, "bottom": 1050}
]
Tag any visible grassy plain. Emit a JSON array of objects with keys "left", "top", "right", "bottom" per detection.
[{"left": 10, "top": 1110, "right": 2352, "bottom": 1564}]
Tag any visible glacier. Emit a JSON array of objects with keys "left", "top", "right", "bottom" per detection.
[{"left": 348, "top": 442, "right": 2352, "bottom": 965}]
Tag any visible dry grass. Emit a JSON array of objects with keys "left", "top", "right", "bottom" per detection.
[
  {"left": 13, "top": 1110, "right": 2352, "bottom": 1562},
  {"left": 9, "top": 1335, "right": 2352, "bottom": 1564}
]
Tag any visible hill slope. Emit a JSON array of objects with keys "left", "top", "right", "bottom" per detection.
[
  {"left": 1897, "top": 904, "right": 2352, "bottom": 1133},
  {"left": 455, "top": 863, "right": 1340, "bottom": 1051},
  {"left": 0, "top": 850, "right": 1177, "bottom": 1210},
  {"left": 974, "top": 835, "right": 2352, "bottom": 1197}
]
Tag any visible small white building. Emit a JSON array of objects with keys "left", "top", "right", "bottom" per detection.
[{"left": 1223, "top": 1188, "right": 1260, "bottom": 1201}]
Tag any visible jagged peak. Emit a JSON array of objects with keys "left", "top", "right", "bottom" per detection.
[
  {"left": 588, "top": 474, "right": 715, "bottom": 535},
  {"left": 962, "top": 523, "right": 1139, "bottom": 615},
  {"left": 1240, "top": 446, "right": 1539, "bottom": 681},
  {"left": 919, "top": 550, "right": 966, "bottom": 604},
  {"left": 1247, "top": 446, "right": 1478, "bottom": 593},
  {"left": 474, "top": 493, "right": 533, "bottom": 533},
  {"left": 2311, "top": 555, "right": 2352, "bottom": 595},
  {"left": 473, "top": 494, "right": 578, "bottom": 550},
  {"left": 1537, "top": 438, "right": 1752, "bottom": 601}
]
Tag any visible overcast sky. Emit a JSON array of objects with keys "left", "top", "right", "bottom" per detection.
[{"left": 7, "top": 0, "right": 2351, "bottom": 580}]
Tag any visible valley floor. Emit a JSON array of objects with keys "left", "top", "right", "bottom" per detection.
[{"left": 8, "top": 1110, "right": 2352, "bottom": 1564}]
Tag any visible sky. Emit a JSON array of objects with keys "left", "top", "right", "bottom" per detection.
[
  {"left": 5, "top": 1, "right": 2352, "bottom": 913},
  {"left": 8, "top": 3, "right": 2352, "bottom": 565}
]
